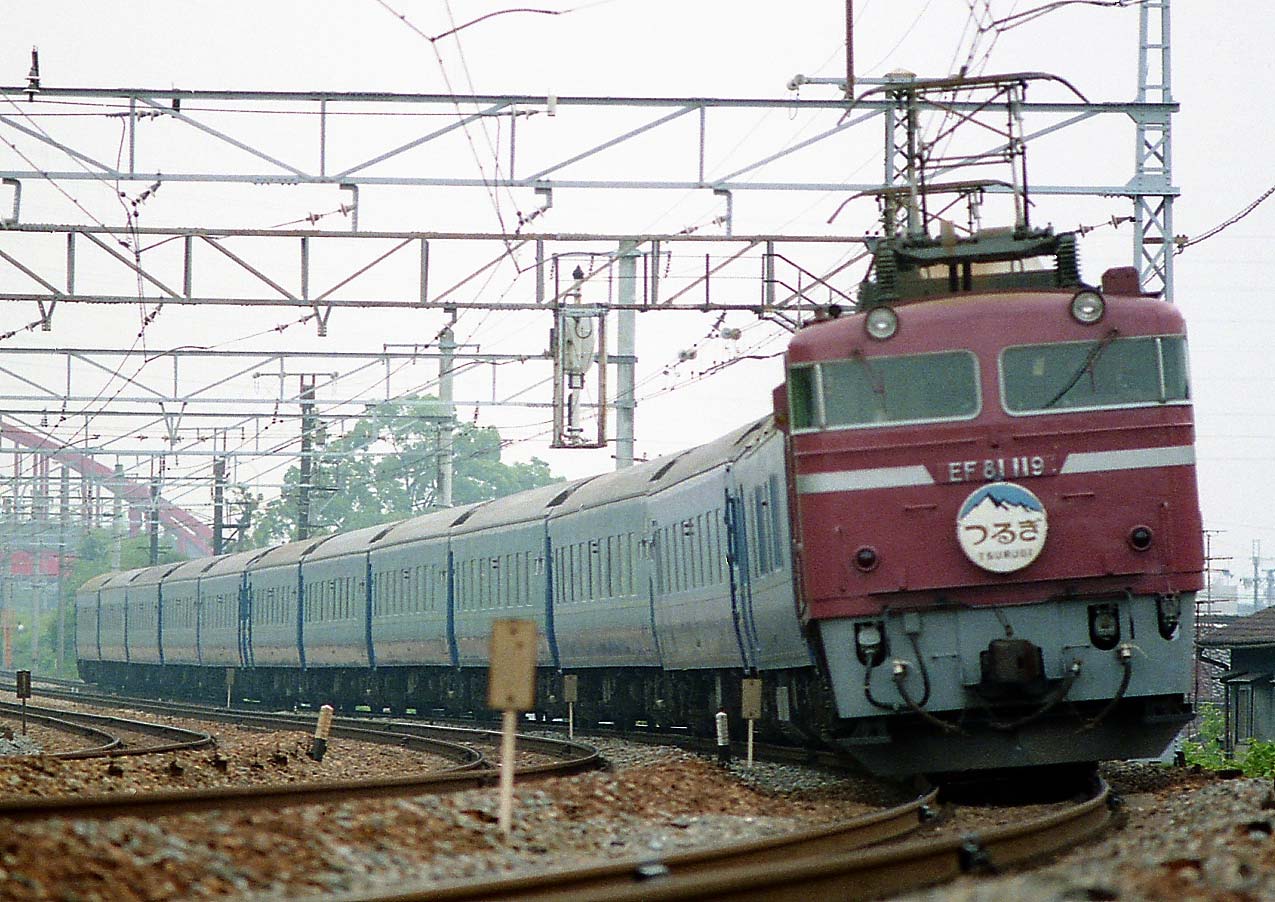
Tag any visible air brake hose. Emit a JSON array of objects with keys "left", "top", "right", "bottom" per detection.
[
  {"left": 864, "top": 660, "right": 899, "bottom": 711},
  {"left": 1079, "top": 644, "right": 1134, "bottom": 733},
  {"left": 983, "top": 659, "right": 1084, "bottom": 732},
  {"left": 892, "top": 662, "right": 964, "bottom": 734}
]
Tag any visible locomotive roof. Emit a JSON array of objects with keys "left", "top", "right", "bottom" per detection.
[{"left": 786, "top": 290, "right": 1187, "bottom": 364}]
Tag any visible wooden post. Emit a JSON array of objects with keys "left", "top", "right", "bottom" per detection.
[
  {"left": 741, "top": 677, "right": 763, "bottom": 769},
  {"left": 487, "top": 619, "right": 537, "bottom": 838},
  {"left": 563, "top": 673, "right": 578, "bottom": 740}
]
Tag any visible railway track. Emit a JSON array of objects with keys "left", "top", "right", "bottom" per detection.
[
  {"left": 0, "top": 699, "right": 214, "bottom": 759},
  {"left": 307, "top": 780, "right": 1111, "bottom": 902},
  {"left": 0, "top": 682, "right": 601, "bottom": 823}
]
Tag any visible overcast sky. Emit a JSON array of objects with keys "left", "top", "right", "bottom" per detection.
[{"left": 2, "top": 1, "right": 1272, "bottom": 581}]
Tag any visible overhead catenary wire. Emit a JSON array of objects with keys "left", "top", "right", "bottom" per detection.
[{"left": 1176, "top": 186, "right": 1275, "bottom": 254}]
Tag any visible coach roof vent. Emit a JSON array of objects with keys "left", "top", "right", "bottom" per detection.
[
  {"left": 546, "top": 477, "right": 595, "bottom": 508},
  {"left": 451, "top": 502, "right": 492, "bottom": 527},
  {"left": 733, "top": 419, "right": 767, "bottom": 446},
  {"left": 649, "top": 451, "right": 691, "bottom": 483}
]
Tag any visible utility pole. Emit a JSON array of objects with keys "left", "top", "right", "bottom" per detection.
[
  {"left": 110, "top": 462, "right": 124, "bottom": 570},
  {"left": 31, "top": 581, "right": 40, "bottom": 671},
  {"left": 615, "top": 241, "right": 638, "bottom": 469},
  {"left": 845, "top": 0, "right": 855, "bottom": 99},
  {"left": 149, "top": 469, "right": 160, "bottom": 566},
  {"left": 57, "top": 464, "right": 68, "bottom": 674},
  {"left": 1253, "top": 540, "right": 1263, "bottom": 610},
  {"left": 297, "top": 375, "right": 317, "bottom": 540},
  {"left": 1, "top": 579, "right": 9, "bottom": 670},
  {"left": 1196, "top": 529, "right": 1230, "bottom": 713},
  {"left": 438, "top": 327, "right": 456, "bottom": 508},
  {"left": 212, "top": 453, "right": 226, "bottom": 555}
]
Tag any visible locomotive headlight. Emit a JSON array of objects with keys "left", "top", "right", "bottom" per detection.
[
  {"left": 864, "top": 306, "right": 898, "bottom": 340},
  {"left": 1156, "top": 594, "right": 1182, "bottom": 640},
  {"left": 854, "top": 621, "right": 887, "bottom": 666},
  {"left": 1088, "top": 602, "right": 1121, "bottom": 650},
  {"left": 853, "top": 545, "right": 879, "bottom": 572},
  {"left": 1069, "top": 289, "right": 1105, "bottom": 324}
]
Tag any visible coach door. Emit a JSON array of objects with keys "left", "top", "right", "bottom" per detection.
[
  {"left": 237, "top": 573, "right": 254, "bottom": 668},
  {"left": 645, "top": 524, "right": 666, "bottom": 668},
  {"left": 724, "top": 488, "right": 761, "bottom": 672}
]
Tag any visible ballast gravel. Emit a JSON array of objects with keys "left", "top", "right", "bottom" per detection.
[
  {"left": 906, "top": 764, "right": 1275, "bottom": 902},
  {"left": 0, "top": 729, "right": 896, "bottom": 901},
  {"left": 2, "top": 714, "right": 1269, "bottom": 902}
]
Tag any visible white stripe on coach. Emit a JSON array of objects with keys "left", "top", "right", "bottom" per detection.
[
  {"left": 796, "top": 465, "right": 935, "bottom": 494},
  {"left": 1059, "top": 445, "right": 1196, "bottom": 474}
]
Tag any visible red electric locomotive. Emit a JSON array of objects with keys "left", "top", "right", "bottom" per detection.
[{"left": 781, "top": 226, "right": 1204, "bottom": 774}]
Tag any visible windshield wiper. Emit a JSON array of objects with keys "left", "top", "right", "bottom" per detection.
[{"left": 1043, "top": 328, "right": 1120, "bottom": 408}]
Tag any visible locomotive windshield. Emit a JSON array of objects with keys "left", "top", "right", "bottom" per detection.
[
  {"left": 788, "top": 351, "right": 979, "bottom": 431},
  {"left": 1001, "top": 335, "right": 1189, "bottom": 413}
]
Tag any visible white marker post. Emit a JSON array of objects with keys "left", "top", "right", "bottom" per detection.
[
  {"left": 741, "top": 677, "right": 762, "bottom": 768},
  {"left": 563, "top": 674, "right": 578, "bottom": 740},
  {"left": 307, "top": 704, "right": 335, "bottom": 762},
  {"left": 487, "top": 619, "right": 537, "bottom": 838}
]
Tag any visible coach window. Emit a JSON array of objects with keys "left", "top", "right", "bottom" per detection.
[{"left": 1002, "top": 335, "right": 1190, "bottom": 413}]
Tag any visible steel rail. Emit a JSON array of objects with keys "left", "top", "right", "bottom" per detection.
[
  {"left": 0, "top": 699, "right": 213, "bottom": 759},
  {"left": 0, "top": 702, "right": 122, "bottom": 758},
  {"left": 0, "top": 682, "right": 601, "bottom": 823},
  {"left": 3, "top": 685, "right": 487, "bottom": 771},
  {"left": 312, "top": 782, "right": 1110, "bottom": 902},
  {"left": 307, "top": 787, "right": 940, "bottom": 902}
]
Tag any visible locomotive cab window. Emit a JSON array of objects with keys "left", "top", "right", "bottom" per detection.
[
  {"left": 789, "top": 350, "right": 979, "bottom": 431},
  {"left": 1001, "top": 335, "right": 1189, "bottom": 413}
]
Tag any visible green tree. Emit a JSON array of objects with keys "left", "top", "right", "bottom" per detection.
[{"left": 251, "top": 396, "right": 558, "bottom": 545}]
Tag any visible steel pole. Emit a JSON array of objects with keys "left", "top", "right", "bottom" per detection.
[{"left": 615, "top": 241, "right": 638, "bottom": 469}]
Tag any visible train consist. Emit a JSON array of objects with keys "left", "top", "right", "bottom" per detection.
[
  {"left": 76, "top": 75, "right": 1204, "bottom": 776},
  {"left": 76, "top": 226, "right": 1203, "bottom": 775}
]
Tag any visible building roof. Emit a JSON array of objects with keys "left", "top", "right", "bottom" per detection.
[{"left": 1199, "top": 606, "right": 1275, "bottom": 648}]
